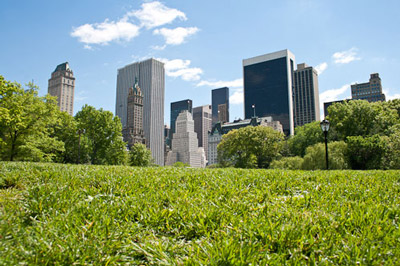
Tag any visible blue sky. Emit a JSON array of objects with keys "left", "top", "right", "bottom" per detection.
[{"left": 1, "top": 0, "right": 399, "bottom": 124}]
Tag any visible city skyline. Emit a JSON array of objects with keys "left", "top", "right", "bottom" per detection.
[{"left": 1, "top": 0, "right": 400, "bottom": 124}]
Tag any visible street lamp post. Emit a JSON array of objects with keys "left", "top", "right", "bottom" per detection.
[{"left": 320, "top": 120, "right": 330, "bottom": 170}]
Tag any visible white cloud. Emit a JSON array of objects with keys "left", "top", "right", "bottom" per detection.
[
  {"left": 332, "top": 48, "right": 361, "bottom": 64},
  {"left": 319, "top": 84, "right": 350, "bottom": 106},
  {"left": 71, "top": 1, "right": 193, "bottom": 47},
  {"left": 157, "top": 58, "right": 203, "bottom": 81},
  {"left": 153, "top": 27, "right": 199, "bottom": 45},
  {"left": 197, "top": 78, "right": 243, "bottom": 88},
  {"left": 71, "top": 19, "right": 140, "bottom": 45},
  {"left": 128, "top": 1, "right": 187, "bottom": 29},
  {"left": 229, "top": 89, "right": 244, "bottom": 105},
  {"left": 383, "top": 88, "right": 400, "bottom": 101},
  {"left": 315, "top": 62, "right": 328, "bottom": 75}
]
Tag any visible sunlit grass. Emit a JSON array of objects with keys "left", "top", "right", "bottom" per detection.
[{"left": 1, "top": 162, "right": 399, "bottom": 264}]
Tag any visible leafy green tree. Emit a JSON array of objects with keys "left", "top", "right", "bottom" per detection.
[
  {"left": 0, "top": 76, "right": 64, "bottom": 161},
  {"left": 327, "top": 100, "right": 398, "bottom": 139},
  {"left": 288, "top": 121, "right": 324, "bottom": 156},
  {"left": 129, "top": 143, "right": 153, "bottom": 167},
  {"left": 52, "top": 111, "right": 91, "bottom": 164},
  {"left": 384, "top": 125, "right": 400, "bottom": 169},
  {"left": 346, "top": 134, "right": 388, "bottom": 170},
  {"left": 269, "top": 156, "right": 304, "bottom": 170},
  {"left": 75, "top": 105, "right": 127, "bottom": 165},
  {"left": 302, "top": 141, "right": 349, "bottom": 170},
  {"left": 217, "top": 126, "right": 284, "bottom": 168}
]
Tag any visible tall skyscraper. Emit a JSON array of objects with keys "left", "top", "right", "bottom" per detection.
[
  {"left": 122, "top": 79, "right": 145, "bottom": 147},
  {"left": 243, "top": 49, "right": 295, "bottom": 135},
  {"left": 212, "top": 87, "right": 229, "bottom": 126},
  {"left": 48, "top": 62, "right": 75, "bottom": 115},
  {"left": 116, "top": 58, "right": 165, "bottom": 165},
  {"left": 293, "top": 63, "right": 320, "bottom": 127},
  {"left": 166, "top": 110, "right": 206, "bottom": 168},
  {"left": 193, "top": 105, "right": 212, "bottom": 160},
  {"left": 170, "top": 99, "right": 193, "bottom": 146},
  {"left": 351, "top": 73, "right": 386, "bottom": 102}
]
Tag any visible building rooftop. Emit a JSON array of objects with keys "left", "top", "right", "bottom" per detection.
[{"left": 53, "top": 62, "right": 71, "bottom": 73}]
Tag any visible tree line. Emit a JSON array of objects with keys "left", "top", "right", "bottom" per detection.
[
  {"left": 217, "top": 98, "right": 400, "bottom": 170},
  {"left": 0, "top": 75, "right": 153, "bottom": 166}
]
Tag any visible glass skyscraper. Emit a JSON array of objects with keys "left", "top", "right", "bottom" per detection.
[
  {"left": 115, "top": 58, "right": 165, "bottom": 165},
  {"left": 243, "top": 50, "right": 295, "bottom": 135},
  {"left": 211, "top": 87, "right": 229, "bottom": 126}
]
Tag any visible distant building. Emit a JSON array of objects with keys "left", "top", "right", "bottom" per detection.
[
  {"left": 243, "top": 49, "right": 295, "bottom": 135},
  {"left": 170, "top": 99, "right": 192, "bottom": 147},
  {"left": 122, "top": 79, "right": 145, "bottom": 147},
  {"left": 164, "top": 125, "right": 171, "bottom": 165},
  {"left": 212, "top": 87, "right": 229, "bottom": 126},
  {"left": 323, "top": 100, "right": 349, "bottom": 118},
  {"left": 351, "top": 73, "right": 386, "bottom": 102},
  {"left": 193, "top": 105, "right": 212, "bottom": 160},
  {"left": 293, "top": 63, "right": 320, "bottom": 127},
  {"left": 116, "top": 58, "right": 165, "bottom": 165},
  {"left": 166, "top": 111, "right": 206, "bottom": 168},
  {"left": 48, "top": 62, "right": 75, "bottom": 115},
  {"left": 207, "top": 116, "right": 283, "bottom": 165}
]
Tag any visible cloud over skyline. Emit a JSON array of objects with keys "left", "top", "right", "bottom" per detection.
[
  {"left": 71, "top": 1, "right": 198, "bottom": 48},
  {"left": 332, "top": 48, "right": 361, "bottom": 64},
  {"left": 315, "top": 62, "right": 328, "bottom": 75},
  {"left": 157, "top": 58, "right": 203, "bottom": 81},
  {"left": 153, "top": 27, "right": 199, "bottom": 45}
]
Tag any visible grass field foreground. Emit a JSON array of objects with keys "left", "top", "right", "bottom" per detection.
[{"left": 0, "top": 162, "right": 399, "bottom": 264}]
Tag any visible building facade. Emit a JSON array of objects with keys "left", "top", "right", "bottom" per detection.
[
  {"left": 48, "top": 62, "right": 75, "bottom": 115},
  {"left": 243, "top": 49, "right": 295, "bottom": 135},
  {"left": 207, "top": 116, "right": 283, "bottom": 165},
  {"left": 122, "top": 79, "right": 145, "bottom": 147},
  {"left": 212, "top": 87, "right": 229, "bottom": 126},
  {"left": 293, "top": 63, "right": 320, "bottom": 127},
  {"left": 170, "top": 99, "right": 193, "bottom": 147},
  {"left": 116, "top": 58, "right": 165, "bottom": 165},
  {"left": 166, "top": 111, "right": 206, "bottom": 168},
  {"left": 351, "top": 73, "right": 386, "bottom": 102},
  {"left": 193, "top": 105, "right": 212, "bottom": 160}
]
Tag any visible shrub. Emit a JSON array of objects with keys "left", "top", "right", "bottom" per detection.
[{"left": 269, "top": 156, "right": 303, "bottom": 170}]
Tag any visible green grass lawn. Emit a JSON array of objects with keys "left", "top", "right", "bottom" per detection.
[{"left": 1, "top": 162, "right": 399, "bottom": 265}]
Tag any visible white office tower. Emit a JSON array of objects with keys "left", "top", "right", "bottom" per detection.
[
  {"left": 116, "top": 58, "right": 165, "bottom": 165},
  {"left": 166, "top": 111, "right": 206, "bottom": 168}
]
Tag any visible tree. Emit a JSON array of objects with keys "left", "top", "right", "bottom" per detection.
[
  {"left": 52, "top": 111, "right": 91, "bottom": 164},
  {"left": 383, "top": 124, "right": 400, "bottom": 169},
  {"left": 129, "top": 143, "right": 153, "bottom": 167},
  {"left": 327, "top": 100, "right": 399, "bottom": 139},
  {"left": 0, "top": 76, "right": 64, "bottom": 161},
  {"left": 269, "top": 156, "right": 303, "bottom": 170},
  {"left": 217, "top": 126, "right": 284, "bottom": 168},
  {"left": 346, "top": 134, "right": 388, "bottom": 170},
  {"left": 288, "top": 121, "right": 324, "bottom": 157},
  {"left": 302, "top": 141, "right": 349, "bottom": 170},
  {"left": 75, "top": 105, "right": 127, "bottom": 165}
]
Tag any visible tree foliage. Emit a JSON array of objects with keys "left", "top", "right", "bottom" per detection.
[
  {"left": 302, "top": 141, "right": 349, "bottom": 170},
  {"left": 288, "top": 121, "right": 324, "bottom": 156},
  {"left": 270, "top": 156, "right": 304, "bottom": 170},
  {"left": 327, "top": 100, "right": 399, "bottom": 139},
  {"left": 129, "top": 143, "right": 153, "bottom": 167},
  {"left": 346, "top": 135, "right": 388, "bottom": 170},
  {"left": 217, "top": 126, "right": 284, "bottom": 168},
  {"left": 0, "top": 76, "right": 64, "bottom": 161},
  {"left": 75, "top": 105, "right": 127, "bottom": 165}
]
